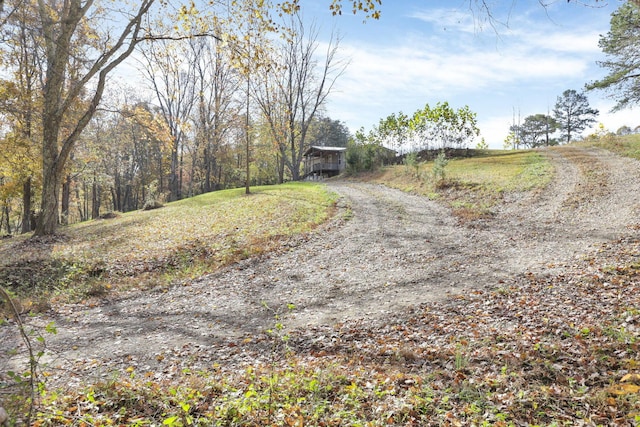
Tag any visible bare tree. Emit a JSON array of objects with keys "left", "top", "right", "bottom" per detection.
[
  {"left": 255, "top": 12, "right": 347, "bottom": 181},
  {"left": 189, "top": 35, "right": 241, "bottom": 194},
  {"left": 138, "top": 36, "right": 197, "bottom": 202}
]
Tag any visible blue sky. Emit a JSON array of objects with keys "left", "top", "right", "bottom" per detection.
[{"left": 306, "top": 0, "right": 636, "bottom": 148}]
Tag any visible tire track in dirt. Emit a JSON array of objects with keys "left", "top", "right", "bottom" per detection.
[{"left": 3, "top": 146, "right": 640, "bottom": 383}]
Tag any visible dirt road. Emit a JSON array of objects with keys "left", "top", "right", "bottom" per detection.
[{"left": 3, "top": 146, "right": 640, "bottom": 385}]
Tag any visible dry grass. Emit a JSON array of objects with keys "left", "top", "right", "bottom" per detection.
[
  {"left": 6, "top": 147, "right": 640, "bottom": 426},
  {"left": 579, "top": 132, "right": 640, "bottom": 160},
  {"left": 365, "top": 150, "right": 554, "bottom": 221}
]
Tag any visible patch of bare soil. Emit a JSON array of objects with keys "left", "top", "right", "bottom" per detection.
[{"left": 2, "top": 146, "right": 640, "bottom": 388}]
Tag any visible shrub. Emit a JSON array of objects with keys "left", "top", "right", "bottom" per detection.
[
  {"left": 403, "top": 152, "right": 420, "bottom": 177},
  {"left": 346, "top": 142, "right": 393, "bottom": 173},
  {"left": 433, "top": 150, "right": 449, "bottom": 185}
]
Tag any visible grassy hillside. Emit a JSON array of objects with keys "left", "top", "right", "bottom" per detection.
[
  {"left": 0, "top": 182, "right": 337, "bottom": 311},
  {"left": 5, "top": 143, "right": 640, "bottom": 425},
  {"left": 0, "top": 150, "right": 553, "bottom": 311},
  {"left": 580, "top": 132, "right": 640, "bottom": 160}
]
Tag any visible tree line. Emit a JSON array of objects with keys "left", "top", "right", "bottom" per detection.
[
  {"left": 343, "top": 102, "right": 480, "bottom": 173},
  {"left": 507, "top": 0, "right": 640, "bottom": 149},
  {"left": 2, "top": 0, "right": 640, "bottom": 236},
  {"left": 503, "top": 89, "right": 599, "bottom": 149},
  {"left": 0, "top": 0, "right": 357, "bottom": 236}
]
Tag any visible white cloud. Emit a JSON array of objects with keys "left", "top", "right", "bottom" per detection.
[
  {"left": 408, "top": 8, "right": 477, "bottom": 34},
  {"left": 591, "top": 100, "right": 640, "bottom": 132},
  {"left": 328, "top": 21, "right": 595, "bottom": 130},
  {"left": 323, "top": 3, "right": 619, "bottom": 140},
  {"left": 524, "top": 30, "right": 601, "bottom": 54},
  {"left": 477, "top": 114, "right": 514, "bottom": 149}
]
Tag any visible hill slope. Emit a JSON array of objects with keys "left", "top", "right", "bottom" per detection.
[{"left": 2, "top": 146, "right": 640, "bottom": 425}]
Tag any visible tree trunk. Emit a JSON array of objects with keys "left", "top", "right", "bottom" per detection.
[
  {"left": 114, "top": 172, "right": 122, "bottom": 211},
  {"left": 21, "top": 177, "right": 32, "bottom": 234},
  {"left": 158, "top": 157, "right": 164, "bottom": 198},
  {"left": 111, "top": 187, "right": 117, "bottom": 212},
  {"left": 75, "top": 185, "right": 83, "bottom": 221},
  {"left": 91, "top": 177, "right": 100, "bottom": 219},
  {"left": 36, "top": 179, "right": 59, "bottom": 235},
  {"left": 204, "top": 146, "right": 212, "bottom": 193},
  {"left": 35, "top": 155, "right": 61, "bottom": 236},
  {"left": 61, "top": 174, "right": 71, "bottom": 225},
  {"left": 277, "top": 150, "right": 285, "bottom": 184},
  {"left": 179, "top": 147, "right": 184, "bottom": 199},
  {"left": 124, "top": 184, "right": 132, "bottom": 211},
  {"left": 1, "top": 203, "right": 10, "bottom": 235},
  {"left": 169, "top": 148, "right": 178, "bottom": 201},
  {"left": 245, "top": 75, "right": 251, "bottom": 195}
]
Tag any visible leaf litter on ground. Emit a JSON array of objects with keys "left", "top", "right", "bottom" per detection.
[
  {"left": 4, "top": 146, "right": 640, "bottom": 425},
  {"left": 20, "top": 226, "right": 640, "bottom": 426}
]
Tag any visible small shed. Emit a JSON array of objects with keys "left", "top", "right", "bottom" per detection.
[{"left": 302, "top": 146, "right": 347, "bottom": 179}]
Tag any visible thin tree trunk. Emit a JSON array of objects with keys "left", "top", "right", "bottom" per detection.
[
  {"left": 179, "top": 147, "right": 184, "bottom": 199},
  {"left": 91, "top": 177, "right": 100, "bottom": 219},
  {"left": 82, "top": 181, "right": 90, "bottom": 221},
  {"left": 75, "top": 186, "right": 84, "bottom": 221},
  {"left": 124, "top": 184, "right": 132, "bottom": 211},
  {"left": 204, "top": 146, "right": 212, "bottom": 193},
  {"left": 1, "top": 203, "right": 10, "bottom": 235},
  {"left": 245, "top": 75, "right": 251, "bottom": 195},
  {"left": 277, "top": 150, "right": 285, "bottom": 184},
  {"left": 21, "top": 177, "right": 31, "bottom": 234},
  {"left": 61, "top": 174, "right": 71, "bottom": 225},
  {"left": 114, "top": 172, "right": 122, "bottom": 211},
  {"left": 111, "top": 187, "right": 117, "bottom": 212},
  {"left": 170, "top": 148, "right": 178, "bottom": 201}
]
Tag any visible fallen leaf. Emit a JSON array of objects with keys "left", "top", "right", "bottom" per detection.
[
  {"left": 609, "top": 383, "right": 640, "bottom": 395},
  {"left": 620, "top": 373, "right": 640, "bottom": 384}
]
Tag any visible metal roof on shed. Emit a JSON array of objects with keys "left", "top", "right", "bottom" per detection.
[{"left": 303, "top": 146, "right": 347, "bottom": 156}]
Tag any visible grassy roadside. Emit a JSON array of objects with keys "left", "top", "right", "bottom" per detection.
[
  {"left": 6, "top": 145, "right": 640, "bottom": 425},
  {"left": 364, "top": 150, "right": 553, "bottom": 221},
  {"left": 0, "top": 182, "right": 338, "bottom": 312},
  {"left": 579, "top": 133, "right": 640, "bottom": 160}
]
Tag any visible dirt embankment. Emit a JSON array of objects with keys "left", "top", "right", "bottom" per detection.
[{"left": 2, "top": 146, "right": 640, "bottom": 386}]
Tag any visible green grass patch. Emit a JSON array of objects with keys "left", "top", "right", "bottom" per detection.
[
  {"left": 0, "top": 182, "right": 337, "bottom": 309},
  {"left": 367, "top": 150, "right": 553, "bottom": 221},
  {"left": 446, "top": 150, "right": 553, "bottom": 192}
]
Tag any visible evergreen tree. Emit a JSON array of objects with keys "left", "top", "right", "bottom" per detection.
[
  {"left": 587, "top": 2, "right": 640, "bottom": 111},
  {"left": 520, "top": 114, "right": 559, "bottom": 148},
  {"left": 553, "top": 89, "right": 598, "bottom": 144}
]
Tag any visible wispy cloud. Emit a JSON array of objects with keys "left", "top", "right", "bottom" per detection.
[
  {"left": 331, "top": 18, "right": 594, "bottom": 106},
  {"left": 324, "top": 2, "right": 624, "bottom": 144},
  {"left": 408, "top": 8, "right": 477, "bottom": 33}
]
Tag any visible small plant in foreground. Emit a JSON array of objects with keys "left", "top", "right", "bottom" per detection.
[
  {"left": 261, "top": 301, "right": 296, "bottom": 424},
  {"left": 0, "top": 285, "right": 57, "bottom": 425}
]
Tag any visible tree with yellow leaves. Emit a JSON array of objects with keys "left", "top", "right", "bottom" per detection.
[{"left": 0, "top": 0, "right": 382, "bottom": 235}]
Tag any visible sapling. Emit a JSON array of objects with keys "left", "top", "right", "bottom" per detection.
[
  {"left": 433, "top": 150, "right": 449, "bottom": 185},
  {"left": 261, "top": 301, "right": 296, "bottom": 424},
  {"left": 404, "top": 152, "right": 420, "bottom": 177}
]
